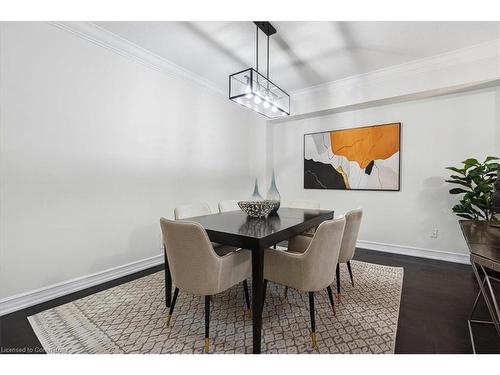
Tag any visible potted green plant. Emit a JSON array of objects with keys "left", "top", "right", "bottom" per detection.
[{"left": 445, "top": 156, "right": 499, "bottom": 221}]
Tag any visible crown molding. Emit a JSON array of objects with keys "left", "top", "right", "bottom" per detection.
[
  {"left": 291, "top": 39, "right": 500, "bottom": 97},
  {"left": 285, "top": 38, "right": 500, "bottom": 119},
  {"left": 48, "top": 21, "right": 225, "bottom": 97},
  {"left": 47, "top": 22, "right": 499, "bottom": 120},
  {"left": 271, "top": 79, "right": 500, "bottom": 124}
]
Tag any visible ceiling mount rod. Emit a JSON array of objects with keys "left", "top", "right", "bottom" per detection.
[
  {"left": 255, "top": 24, "right": 259, "bottom": 72},
  {"left": 267, "top": 34, "right": 270, "bottom": 80},
  {"left": 253, "top": 22, "right": 275, "bottom": 78},
  {"left": 253, "top": 21, "right": 277, "bottom": 36}
]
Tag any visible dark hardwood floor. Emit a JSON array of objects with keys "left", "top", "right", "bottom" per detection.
[
  {"left": 355, "top": 249, "right": 499, "bottom": 354},
  {"left": 0, "top": 248, "right": 498, "bottom": 354}
]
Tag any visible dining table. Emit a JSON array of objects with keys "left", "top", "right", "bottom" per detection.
[{"left": 162, "top": 207, "right": 335, "bottom": 354}]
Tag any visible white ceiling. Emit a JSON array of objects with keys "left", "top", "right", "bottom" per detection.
[{"left": 95, "top": 21, "right": 500, "bottom": 93}]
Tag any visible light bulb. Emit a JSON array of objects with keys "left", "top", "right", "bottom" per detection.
[
  {"left": 271, "top": 105, "right": 277, "bottom": 113},
  {"left": 254, "top": 96, "right": 262, "bottom": 104},
  {"left": 263, "top": 101, "right": 270, "bottom": 109}
]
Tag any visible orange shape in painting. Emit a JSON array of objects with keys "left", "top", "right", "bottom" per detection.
[{"left": 330, "top": 123, "right": 400, "bottom": 169}]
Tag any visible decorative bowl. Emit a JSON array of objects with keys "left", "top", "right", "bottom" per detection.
[{"left": 238, "top": 200, "right": 275, "bottom": 218}]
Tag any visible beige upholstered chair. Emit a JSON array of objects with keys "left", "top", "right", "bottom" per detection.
[
  {"left": 335, "top": 208, "right": 363, "bottom": 300},
  {"left": 285, "top": 208, "right": 363, "bottom": 302},
  {"left": 263, "top": 217, "right": 346, "bottom": 348},
  {"left": 160, "top": 218, "right": 251, "bottom": 353},
  {"left": 282, "top": 200, "right": 321, "bottom": 297},
  {"left": 174, "top": 202, "right": 236, "bottom": 253},
  {"left": 218, "top": 200, "right": 240, "bottom": 212},
  {"left": 174, "top": 202, "right": 211, "bottom": 220}
]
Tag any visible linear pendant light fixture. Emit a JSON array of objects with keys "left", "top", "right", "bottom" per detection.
[{"left": 229, "top": 21, "right": 290, "bottom": 119}]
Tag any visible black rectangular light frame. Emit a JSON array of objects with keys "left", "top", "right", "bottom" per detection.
[{"left": 228, "top": 68, "right": 290, "bottom": 119}]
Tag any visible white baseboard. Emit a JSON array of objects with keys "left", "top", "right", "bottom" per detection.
[
  {"left": 0, "top": 254, "right": 163, "bottom": 317},
  {"left": 357, "top": 240, "right": 470, "bottom": 265}
]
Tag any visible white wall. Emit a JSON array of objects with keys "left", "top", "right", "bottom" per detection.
[
  {"left": 268, "top": 87, "right": 500, "bottom": 257},
  {"left": 0, "top": 22, "right": 498, "bottom": 308},
  {"left": 0, "top": 22, "right": 266, "bottom": 300}
]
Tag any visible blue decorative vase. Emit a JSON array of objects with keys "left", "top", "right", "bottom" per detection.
[{"left": 267, "top": 169, "right": 281, "bottom": 213}]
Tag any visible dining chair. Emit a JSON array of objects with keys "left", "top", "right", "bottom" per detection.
[
  {"left": 174, "top": 202, "right": 233, "bottom": 251},
  {"left": 335, "top": 208, "right": 363, "bottom": 301},
  {"left": 282, "top": 200, "right": 321, "bottom": 298},
  {"left": 174, "top": 202, "right": 211, "bottom": 220},
  {"left": 262, "top": 217, "right": 346, "bottom": 348},
  {"left": 160, "top": 218, "right": 252, "bottom": 353},
  {"left": 286, "top": 208, "right": 363, "bottom": 302},
  {"left": 218, "top": 200, "right": 240, "bottom": 212}
]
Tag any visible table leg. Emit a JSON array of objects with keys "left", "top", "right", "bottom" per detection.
[
  {"left": 484, "top": 267, "right": 500, "bottom": 324},
  {"left": 251, "top": 246, "right": 264, "bottom": 354},
  {"left": 471, "top": 262, "right": 500, "bottom": 336},
  {"left": 164, "top": 245, "right": 172, "bottom": 307}
]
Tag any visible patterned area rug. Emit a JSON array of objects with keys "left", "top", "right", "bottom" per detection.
[{"left": 28, "top": 260, "right": 403, "bottom": 354}]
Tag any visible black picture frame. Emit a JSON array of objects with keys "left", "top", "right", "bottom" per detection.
[{"left": 303, "top": 122, "right": 402, "bottom": 191}]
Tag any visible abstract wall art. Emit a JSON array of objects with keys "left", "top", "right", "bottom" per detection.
[{"left": 304, "top": 123, "right": 401, "bottom": 191}]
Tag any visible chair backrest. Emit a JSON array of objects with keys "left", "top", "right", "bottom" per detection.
[
  {"left": 160, "top": 218, "right": 221, "bottom": 295},
  {"left": 300, "top": 217, "right": 345, "bottom": 291},
  {"left": 218, "top": 200, "right": 240, "bottom": 212},
  {"left": 338, "top": 208, "right": 363, "bottom": 263},
  {"left": 174, "top": 202, "right": 211, "bottom": 220},
  {"left": 288, "top": 200, "right": 320, "bottom": 210}
]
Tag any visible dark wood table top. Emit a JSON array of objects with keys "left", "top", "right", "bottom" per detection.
[
  {"left": 185, "top": 207, "right": 335, "bottom": 249},
  {"left": 459, "top": 220, "right": 500, "bottom": 264}
]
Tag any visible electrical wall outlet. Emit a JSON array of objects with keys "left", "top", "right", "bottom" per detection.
[{"left": 431, "top": 229, "right": 439, "bottom": 239}]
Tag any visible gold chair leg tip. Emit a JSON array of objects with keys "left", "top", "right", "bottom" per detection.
[
  {"left": 204, "top": 338, "right": 210, "bottom": 353},
  {"left": 332, "top": 308, "right": 336, "bottom": 316},
  {"left": 165, "top": 314, "right": 172, "bottom": 326},
  {"left": 310, "top": 332, "right": 317, "bottom": 348},
  {"left": 247, "top": 308, "right": 252, "bottom": 318}
]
